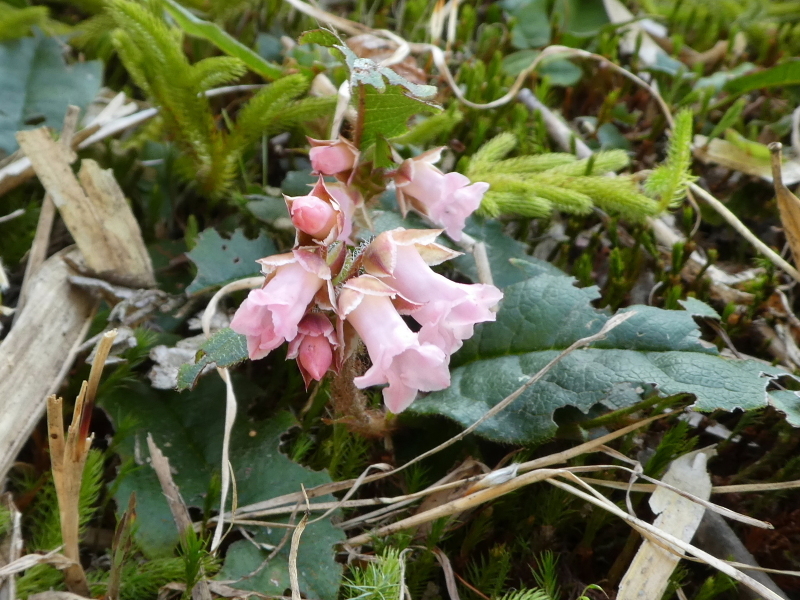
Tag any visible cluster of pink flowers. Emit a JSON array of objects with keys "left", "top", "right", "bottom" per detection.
[{"left": 230, "top": 138, "right": 501, "bottom": 413}]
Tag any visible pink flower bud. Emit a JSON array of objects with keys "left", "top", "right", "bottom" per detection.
[
  {"left": 287, "top": 314, "right": 337, "bottom": 387},
  {"left": 289, "top": 195, "right": 338, "bottom": 239},
  {"left": 230, "top": 250, "right": 330, "bottom": 360},
  {"left": 308, "top": 138, "right": 358, "bottom": 176}
]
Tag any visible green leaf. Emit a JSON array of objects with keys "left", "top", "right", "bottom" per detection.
[
  {"left": 453, "top": 218, "right": 563, "bottom": 288},
  {"left": 505, "top": 0, "right": 550, "bottom": 49},
  {"left": 176, "top": 328, "right": 249, "bottom": 391},
  {"left": 724, "top": 60, "right": 800, "bottom": 94},
  {"left": 769, "top": 390, "right": 800, "bottom": 427},
  {"left": 0, "top": 32, "right": 102, "bottom": 155},
  {"left": 337, "top": 44, "right": 439, "bottom": 148},
  {"left": 357, "top": 82, "right": 440, "bottom": 149},
  {"left": 298, "top": 28, "right": 341, "bottom": 47},
  {"left": 411, "top": 275, "right": 788, "bottom": 443},
  {"left": 102, "top": 378, "right": 345, "bottom": 597},
  {"left": 161, "top": 0, "right": 282, "bottom": 80},
  {"left": 247, "top": 195, "right": 290, "bottom": 223},
  {"left": 218, "top": 517, "right": 344, "bottom": 600},
  {"left": 186, "top": 228, "right": 275, "bottom": 295}
]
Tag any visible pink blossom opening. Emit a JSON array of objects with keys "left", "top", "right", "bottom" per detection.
[
  {"left": 339, "top": 277, "right": 450, "bottom": 413},
  {"left": 231, "top": 254, "right": 328, "bottom": 360}
]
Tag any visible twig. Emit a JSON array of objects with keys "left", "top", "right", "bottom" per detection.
[
  {"left": 0, "top": 209, "right": 24, "bottom": 224},
  {"left": 689, "top": 182, "right": 800, "bottom": 282},
  {"left": 517, "top": 89, "right": 592, "bottom": 158}
]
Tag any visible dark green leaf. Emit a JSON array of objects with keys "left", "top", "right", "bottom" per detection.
[
  {"left": 539, "top": 58, "right": 583, "bottom": 87},
  {"left": 186, "top": 228, "right": 275, "bottom": 295},
  {"left": 176, "top": 328, "right": 249, "bottom": 391},
  {"left": 412, "top": 275, "right": 787, "bottom": 443},
  {"left": 453, "top": 218, "right": 562, "bottom": 288},
  {"left": 103, "top": 378, "right": 344, "bottom": 595},
  {"left": 724, "top": 60, "right": 800, "bottom": 94},
  {"left": 0, "top": 33, "right": 102, "bottom": 154},
  {"left": 218, "top": 517, "right": 344, "bottom": 600}
]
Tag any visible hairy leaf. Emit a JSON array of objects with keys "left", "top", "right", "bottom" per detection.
[
  {"left": 412, "top": 274, "right": 789, "bottom": 443},
  {"left": 176, "top": 328, "right": 249, "bottom": 390}
]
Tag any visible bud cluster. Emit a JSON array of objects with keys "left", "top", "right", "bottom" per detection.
[{"left": 230, "top": 138, "right": 502, "bottom": 413}]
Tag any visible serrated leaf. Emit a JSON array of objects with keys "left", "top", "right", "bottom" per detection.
[
  {"left": 0, "top": 32, "right": 102, "bottom": 154},
  {"left": 176, "top": 328, "right": 248, "bottom": 390},
  {"left": 186, "top": 228, "right": 275, "bottom": 295},
  {"left": 357, "top": 84, "right": 440, "bottom": 149},
  {"left": 102, "top": 378, "right": 345, "bottom": 600},
  {"left": 412, "top": 275, "right": 788, "bottom": 443},
  {"left": 336, "top": 44, "right": 439, "bottom": 148}
]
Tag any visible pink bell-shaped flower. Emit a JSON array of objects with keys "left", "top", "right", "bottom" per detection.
[
  {"left": 394, "top": 148, "right": 489, "bottom": 241},
  {"left": 287, "top": 313, "right": 338, "bottom": 387},
  {"left": 308, "top": 137, "right": 358, "bottom": 176},
  {"left": 364, "top": 228, "right": 503, "bottom": 355},
  {"left": 230, "top": 249, "right": 331, "bottom": 360},
  {"left": 338, "top": 275, "right": 451, "bottom": 414}
]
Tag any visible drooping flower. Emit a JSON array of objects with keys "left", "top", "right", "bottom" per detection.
[
  {"left": 308, "top": 137, "right": 358, "bottom": 176},
  {"left": 287, "top": 313, "right": 338, "bottom": 387},
  {"left": 364, "top": 228, "right": 503, "bottom": 355},
  {"left": 230, "top": 249, "right": 331, "bottom": 360},
  {"left": 394, "top": 148, "right": 489, "bottom": 241},
  {"left": 338, "top": 275, "right": 450, "bottom": 413}
]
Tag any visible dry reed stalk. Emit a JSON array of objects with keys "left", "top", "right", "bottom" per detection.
[{"left": 46, "top": 330, "right": 117, "bottom": 596}]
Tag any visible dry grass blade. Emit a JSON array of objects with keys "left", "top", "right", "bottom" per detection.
[
  {"left": 0, "top": 494, "right": 22, "bottom": 600},
  {"left": 289, "top": 487, "right": 311, "bottom": 600},
  {"left": 431, "top": 548, "right": 461, "bottom": 600},
  {"left": 546, "top": 478, "right": 784, "bottom": 600},
  {"left": 769, "top": 142, "right": 800, "bottom": 267},
  {"left": 689, "top": 182, "right": 800, "bottom": 282},
  {"left": 147, "top": 436, "right": 193, "bottom": 534},
  {"left": 0, "top": 549, "right": 73, "bottom": 578},
  {"left": 105, "top": 494, "right": 136, "bottom": 600}
]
